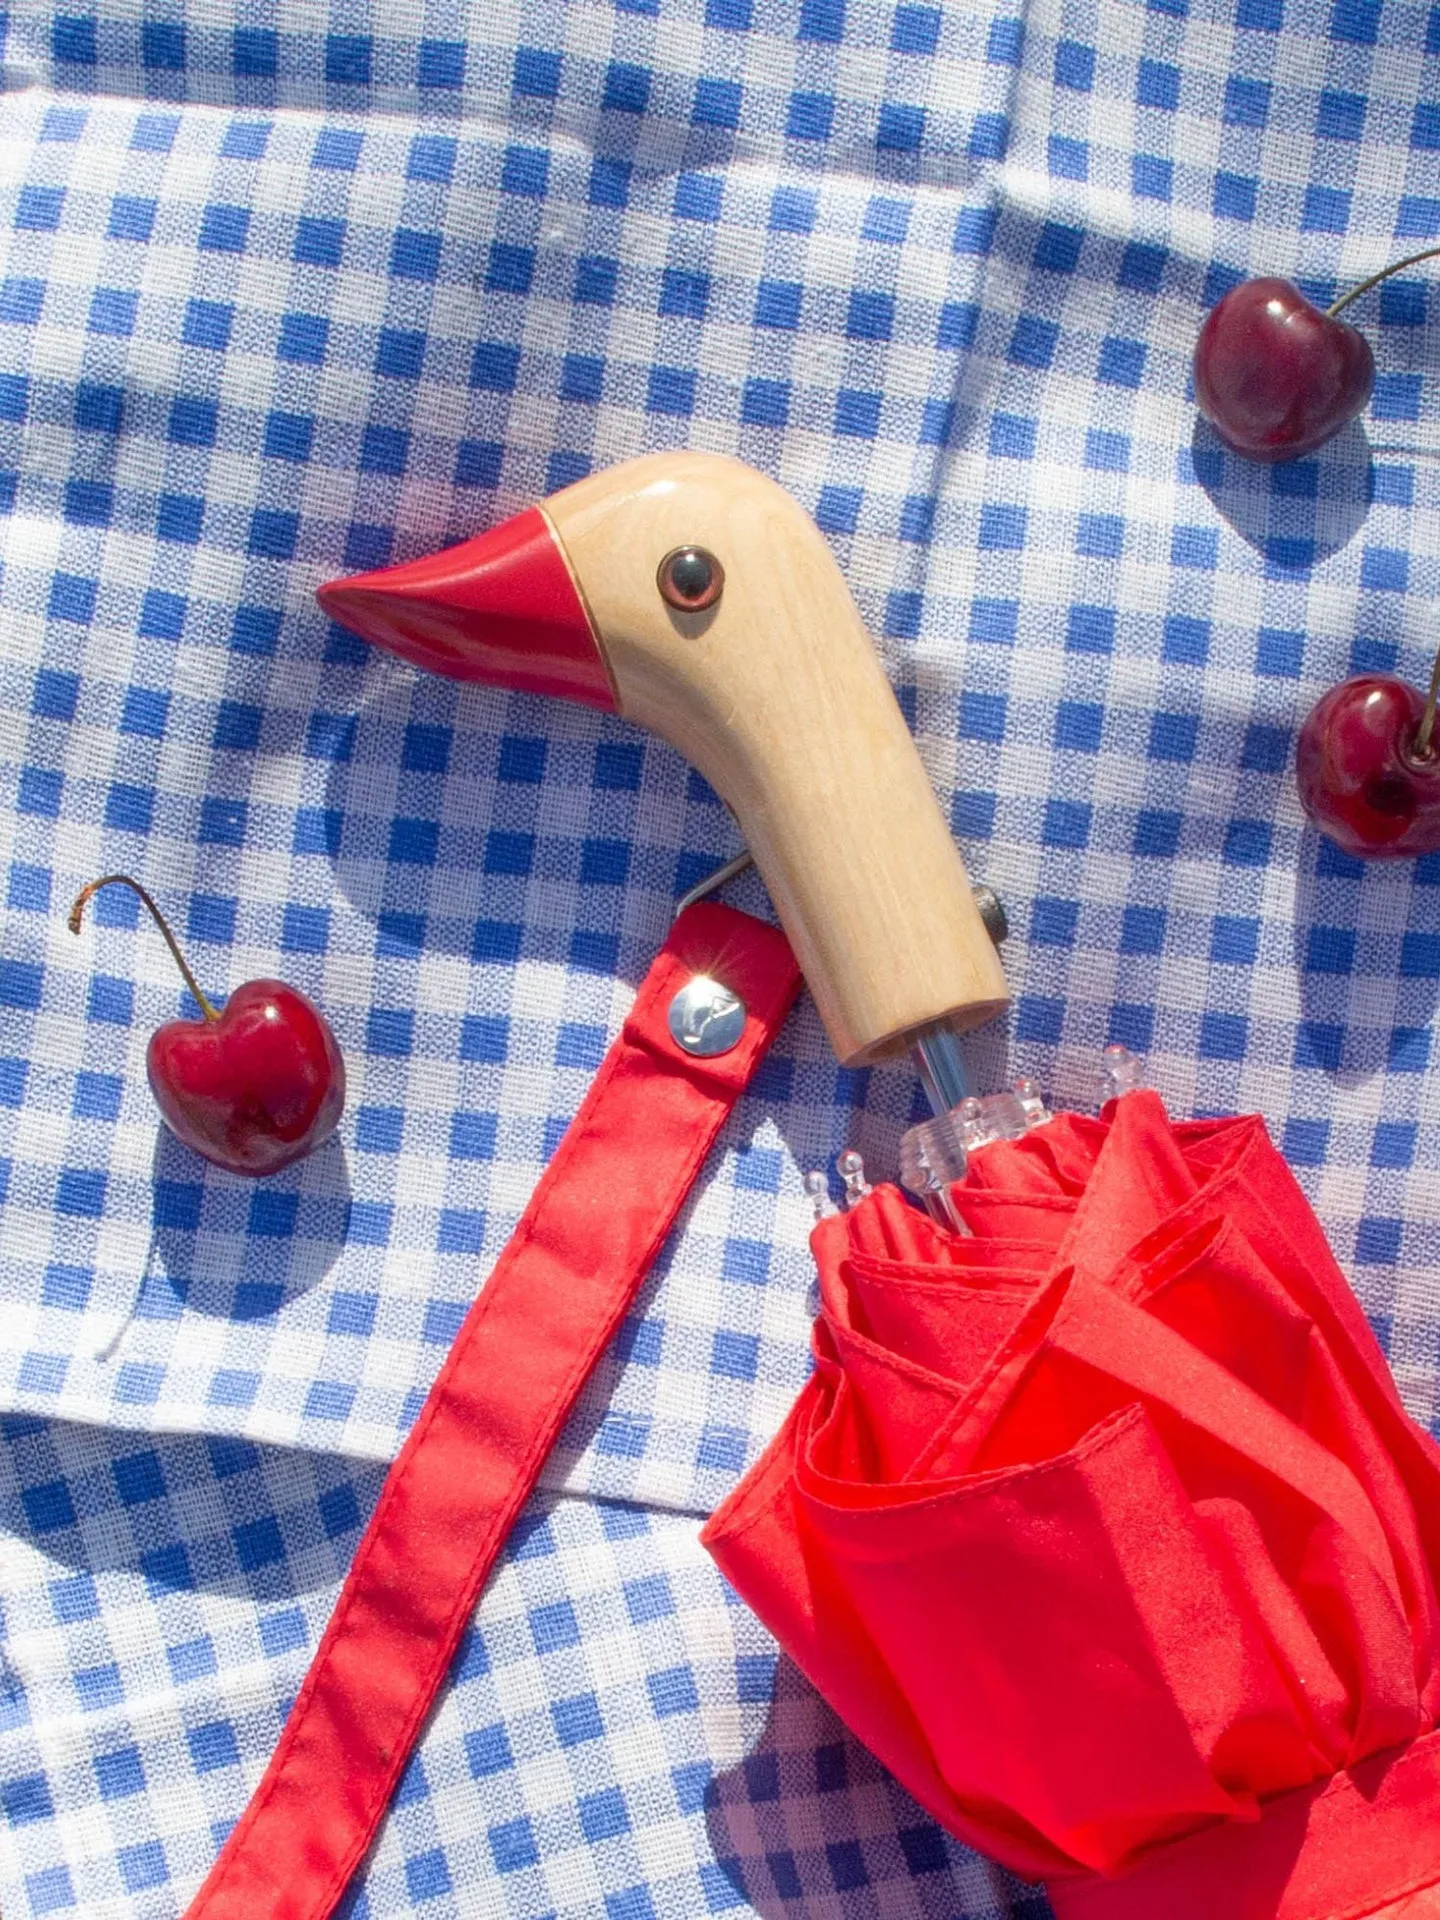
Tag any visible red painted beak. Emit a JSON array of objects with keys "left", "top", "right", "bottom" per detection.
[{"left": 316, "top": 507, "right": 617, "bottom": 712}]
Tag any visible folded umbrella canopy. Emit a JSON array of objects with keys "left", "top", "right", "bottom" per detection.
[{"left": 703, "top": 1088, "right": 1440, "bottom": 1919}]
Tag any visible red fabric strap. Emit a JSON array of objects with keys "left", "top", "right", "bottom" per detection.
[
  {"left": 182, "top": 903, "right": 800, "bottom": 1920},
  {"left": 1048, "top": 1724, "right": 1440, "bottom": 1920}
]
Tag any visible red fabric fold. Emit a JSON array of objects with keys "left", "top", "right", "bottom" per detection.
[{"left": 702, "top": 1090, "right": 1440, "bottom": 1911}]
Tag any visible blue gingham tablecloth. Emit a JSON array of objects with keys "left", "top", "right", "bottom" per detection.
[{"left": 2, "top": 0, "right": 1440, "bottom": 1913}]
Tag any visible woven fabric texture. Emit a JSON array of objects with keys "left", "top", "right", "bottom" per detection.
[{"left": 1, "top": 0, "right": 1439, "bottom": 1913}]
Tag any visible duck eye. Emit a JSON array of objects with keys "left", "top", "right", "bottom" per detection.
[{"left": 657, "top": 545, "right": 724, "bottom": 612}]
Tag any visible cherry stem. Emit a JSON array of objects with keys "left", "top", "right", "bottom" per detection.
[
  {"left": 1327, "top": 245, "right": 1440, "bottom": 319},
  {"left": 68, "top": 875, "right": 220, "bottom": 1021},
  {"left": 1414, "top": 646, "right": 1440, "bottom": 764}
]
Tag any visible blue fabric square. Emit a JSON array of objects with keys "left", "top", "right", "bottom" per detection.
[
  {"left": 88, "top": 287, "right": 135, "bottom": 335},
  {"left": 64, "top": 480, "right": 111, "bottom": 527},
  {"left": 198, "top": 204, "right": 249, "bottom": 253},
  {"left": 695, "top": 79, "right": 742, "bottom": 127},
  {"left": 1214, "top": 172, "right": 1258, "bottom": 221},
  {"left": 558, "top": 353, "right": 600, "bottom": 402},
  {"left": 953, "top": 206, "right": 997, "bottom": 253},
  {"left": 891, "top": 5, "right": 941, "bottom": 52},
  {"left": 407, "top": 137, "right": 456, "bottom": 186},
  {"left": 1134, "top": 809, "right": 1182, "bottom": 857},
  {"left": 1372, "top": 1122, "right": 1417, "bottom": 1169},
  {"left": 815, "top": 486, "right": 861, "bottom": 534},
  {"left": 660, "top": 269, "right": 711, "bottom": 320},
  {"left": 406, "top": 1850, "right": 453, "bottom": 1900},
  {"left": 975, "top": 117, "right": 1006, "bottom": 166},
  {"left": 1361, "top": 546, "right": 1409, "bottom": 592},
  {"left": 1009, "top": 316, "right": 1058, "bottom": 369},
  {"left": 1149, "top": 713, "right": 1198, "bottom": 761},
  {"left": 232, "top": 27, "right": 276, "bottom": 74},
  {"left": 15, "top": 187, "right": 63, "bottom": 232},
  {"left": 95, "top": 1748, "right": 145, "bottom": 1801},
  {"left": 221, "top": 120, "right": 270, "bottom": 159},
  {"left": 1356, "top": 1216, "right": 1402, "bottom": 1264},
  {"left": 294, "top": 218, "right": 345, "bottom": 269},
  {"left": 1172, "top": 525, "right": 1218, "bottom": 570},
  {"left": 325, "top": 34, "right": 372, "bottom": 84},
  {"left": 960, "top": 691, "right": 1006, "bottom": 742},
  {"left": 182, "top": 296, "right": 230, "bottom": 347},
  {"left": 1303, "top": 186, "right": 1350, "bottom": 232},
  {"left": 1098, "top": 337, "right": 1146, "bottom": 388},
  {"left": 1013, "top": 998, "right": 1059, "bottom": 1044},
  {"left": 970, "top": 599, "right": 1017, "bottom": 646},
  {"left": 1209, "top": 915, "right": 1258, "bottom": 965},
  {"left": 552, "top": 1693, "right": 604, "bottom": 1746},
  {"left": 834, "top": 389, "right": 881, "bottom": 437},
  {"left": 1050, "top": 135, "right": 1088, "bottom": 179},
  {"left": 648, "top": 1666, "right": 700, "bottom": 1717},
  {"left": 313, "top": 129, "right": 362, "bottom": 172},
  {"left": 1031, "top": 897, "right": 1080, "bottom": 944},
  {"left": 1077, "top": 513, "right": 1123, "bottom": 557},
  {"left": 1138, "top": 60, "right": 1181, "bottom": 109},
  {"left": 530, "top": 1600, "right": 581, "bottom": 1653},
  {"left": 989, "top": 412, "right": 1036, "bottom": 459},
  {"left": 513, "top": 46, "right": 560, "bottom": 95},
  {"left": 52, "top": 16, "right": 96, "bottom": 63},
  {"left": 391, "top": 230, "right": 441, "bottom": 281},
  {"left": 979, "top": 504, "right": 1026, "bottom": 549},
  {"left": 712, "top": 1331, "right": 759, "bottom": 1380},
  {"left": 604, "top": 61, "right": 651, "bottom": 113},
  {"left": 1223, "top": 819, "right": 1272, "bottom": 867},
  {"left": 465, "top": 1723, "right": 515, "bottom": 1778},
  {"left": 141, "top": 19, "right": 183, "bottom": 68},
  {"left": 787, "top": 91, "right": 834, "bottom": 141},
  {"left": 877, "top": 104, "right": 924, "bottom": 151},
  {"left": 1042, "top": 801, "right": 1091, "bottom": 848},
  {"left": 580, "top": 1788, "right": 632, "bottom": 1841},
  {"left": 1332, "top": 0, "right": 1379, "bottom": 41},
  {"left": 1054, "top": 38, "right": 1096, "bottom": 88},
  {"left": 25, "top": 1867, "right": 74, "bottom": 1914},
  {"left": 1225, "top": 76, "right": 1270, "bottom": 124},
  {"left": 1120, "top": 906, "right": 1166, "bottom": 955},
  {"left": 1200, "top": 1012, "right": 1248, "bottom": 1060},
  {"left": 0, "top": 278, "right": 43, "bottom": 324},
  {"left": 755, "top": 280, "right": 802, "bottom": 331},
  {"left": 1320, "top": 89, "right": 1366, "bottom": 140}
]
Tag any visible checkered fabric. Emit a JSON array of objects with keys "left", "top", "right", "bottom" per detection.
[{"left": 1, "top": 0, "right": 1439, "bottom": 1912}]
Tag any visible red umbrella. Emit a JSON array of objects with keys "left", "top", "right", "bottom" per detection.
[
  {"left": 312, "top": 453, "right": 1440, "bottom": 1918},
  {"left": 703, "top": 1084, "right": 1440, "bottom": 1919}
]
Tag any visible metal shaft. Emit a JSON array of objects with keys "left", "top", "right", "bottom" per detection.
[{"left": 910, "top": 1022, "right": 973, "bottom": 1114}]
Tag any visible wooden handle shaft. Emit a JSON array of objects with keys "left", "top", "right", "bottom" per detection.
[{"left": 544, "top": 453, "right": 1009, "bottom": 1067}]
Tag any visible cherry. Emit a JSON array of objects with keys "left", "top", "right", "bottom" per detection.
[
  {"left": 1193, "top": 246, "right": 1440, "bottom": 462},
  {"left": 1295, "top": 647, "right": 1440, "bottom": 857},
  {"left": 69, "top": 875, "right": 345, "bottom": 1175}
]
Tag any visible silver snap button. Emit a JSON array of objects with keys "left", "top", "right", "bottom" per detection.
[{"left": 667, "top": 975, "right": 746, "bottom": 1057}]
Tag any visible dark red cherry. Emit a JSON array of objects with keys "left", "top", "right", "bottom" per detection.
[
  {"left": 1295, "top": 671, "right": 1440, "bottom": 858},
  {"left": 70, "top": 876, "right": 345, "bottom": 1175},
  {"left": 1193, "top": 278, "right": 1374, "bottom": 462}
]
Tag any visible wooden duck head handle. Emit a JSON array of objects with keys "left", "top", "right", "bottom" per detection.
[{"left": 319, "top": 450, "right": 1009, "bottom": 1071}]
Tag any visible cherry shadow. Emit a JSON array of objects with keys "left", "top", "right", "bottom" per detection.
[
  {"left": 136, "top": 1124, "right": 353, "bottom": 1328},
  {"left": 1290, "top": 823, "right": 1440, "bottom": 1088},
  {"left": 1191, "top": 415, "right": 1373, "bottom": 569},
  {"left": 0, "top": 1415, "right": 383, "bottom": 1602}
]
